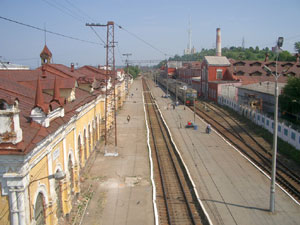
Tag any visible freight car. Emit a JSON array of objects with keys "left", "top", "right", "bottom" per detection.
[{"left": 157, "top": 76, "right": 197, "bottom": 106}]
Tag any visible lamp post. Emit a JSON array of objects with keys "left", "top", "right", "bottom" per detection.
[{"left": 263, "top": 37, "right": 283, "bottom": 213}]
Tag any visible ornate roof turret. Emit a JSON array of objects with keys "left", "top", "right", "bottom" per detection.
[{"left": 40, "top": 44, "right": 52, "bottom": 65}]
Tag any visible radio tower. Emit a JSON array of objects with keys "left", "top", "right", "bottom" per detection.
[
  {"left": 184, "top": 16, "right": 194, "bottom": 55},
  {"left": 188, "top": 16, "right": 191, "bottom": 53}
]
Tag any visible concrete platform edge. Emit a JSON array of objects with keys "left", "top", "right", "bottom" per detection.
[
  {"left": 185, "top": 103, "right": 300, "bottom": 206},
  {"left": 143, "top": 90, "right": 159, "bottom": 225},
  {"left": 152, "top": 91, "right": 214, "bottom": 225}
]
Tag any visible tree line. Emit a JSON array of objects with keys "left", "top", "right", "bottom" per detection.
[{"left": 157, "top": 42, "right": 300, "bottom": 67}]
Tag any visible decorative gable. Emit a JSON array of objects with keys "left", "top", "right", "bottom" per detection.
[
  {"left": 250, "top": 71, "right": 262, "bottom": 76},
  {"left": 233, "top": 61, "right": 246, "bottom": 66},
  {"left": 236, "top": 71, "right": 245, "bottom": 76},
  {"left": 266, "top": 62, "right": 276, "bottom": 67},
  {"left": 282, "top": 62, "right": 294, "bottom": 67},
  {"left": 250, "top": 62, "right": 262, "bottom": 67}
]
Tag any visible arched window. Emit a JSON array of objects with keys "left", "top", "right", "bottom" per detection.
[
  {"left": 34, "top": 193, "right": 45, "bottom": 225},
  {"left": 68, "top": 155, "right": 74, "bottom": 193},
  {"left": 78, "top": 136, "right": 82, "bottom": 168},
  {"left": 55, "top": 170, "right": 63, "bottom": 218},
  {"left": 84, "top": 130, "right": 87, "bottom": 160},
  {"left": 88, "top": 125, "right": 91, "bottom": 153},
  {"left": 0, "top": 100, "right": 8, "bottom": 110},
  {"left": 95, "top": 118, "right": 99, "bottom": 142},
  {"left": 93, "top": 120, "right": 96, "bottom": 148}
]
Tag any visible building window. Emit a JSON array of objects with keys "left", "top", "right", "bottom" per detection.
[
  {"left": 272, "top": 122, "right": 274, "bottom": 129},
  {"left": 262, "top": 117, "right": 265, "bottom": 123},
  {"left": 257, "top": 115, "right": 260, "bottom": 121},
  {"left": 278, "top": 126, "right": 281, "bottom": 132},
  {"left": 291, "top": 132, "right": 295, "bottom": 140},
  {"left": 284, "top": 128, "right": 288, "bottom": 136},
  {"left": 217, "top": 69, "right": 223, "bottom": 79},
  {"left": 266, "top": 120, "right": 269, "bottom": 126}
]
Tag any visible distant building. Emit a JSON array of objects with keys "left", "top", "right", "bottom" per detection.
[
  {"left": 0, "top": 62, "right": 30, "bottom": 70},
  {"left": 200, "top": 56, "right": 231, "bottom": 101},
  {"left": 237, "top": 81, "right": 286, "bottom": 114}
]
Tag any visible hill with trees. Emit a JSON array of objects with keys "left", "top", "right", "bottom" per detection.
[{"left": 157, "top": 45, "right": 299, "bottom": 68}]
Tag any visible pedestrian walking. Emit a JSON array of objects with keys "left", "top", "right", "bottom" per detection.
[
  {"left": 173, "top": 104, "right": 175, "bottom": 110},
  {"left": 127, "top": 115, "right": 131, "bottom": 123}
]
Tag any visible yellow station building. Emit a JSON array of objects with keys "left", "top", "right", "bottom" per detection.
[{"left": 0, "top": 45, "right": 132, "bottom": 225}]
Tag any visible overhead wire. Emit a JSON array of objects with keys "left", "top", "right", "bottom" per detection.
[
  {"left": 41, "top": 0, "right": 84, "bottom": 23},
  {"left": 0, "top": 16, "right": 102, "bottom": 45},
  {"left": 63, "top": 0, "right": 95, "bottom": 22},
  {"left": 89, "top": 26, "right": 106, "bottom": 45},
  {"left": 116, "top": 23, "right": 170, "bottom": 57},
  {"left": 40, "top": 0, "right": 107, "bottom": 48}
]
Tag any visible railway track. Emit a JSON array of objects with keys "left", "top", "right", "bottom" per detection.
[
  {"left": 194, "top": 100, "right": 300, "bottom": 202},
  {"left": 142, "top": 78, "right": 209, "bottom": 225}
]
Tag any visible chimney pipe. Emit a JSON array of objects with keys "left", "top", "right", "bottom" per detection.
[
  {"left": 71, "top": 63, "right": 74, "bottom": 72},
  {"left": 296, "top": 53, "right": 299, "bottom": 63},
  {"left": 216, "top": 28, "right": 221, "bottom": 56}
]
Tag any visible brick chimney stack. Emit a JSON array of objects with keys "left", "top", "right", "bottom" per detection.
[
  {"left": 216, "top": 28, "right": 221, "bottom": 56},
  {"left": 71, "top": 63, "right": 74, "bottom": 72}
]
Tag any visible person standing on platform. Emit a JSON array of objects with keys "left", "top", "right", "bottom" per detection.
[{"left": 127, "top": 115, "right": 131, "bottom": 123}]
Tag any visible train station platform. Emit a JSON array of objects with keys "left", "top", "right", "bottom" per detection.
[
  {"left": 148, "top": 78, "right": 300, "bottom": 225},
  {"left": 79, "top": 78, "right": 154, "bottom": 225}
]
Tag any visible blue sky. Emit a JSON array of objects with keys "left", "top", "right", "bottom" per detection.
[{"left": 0, "top": 0, "right": 300, "bottom": 68}]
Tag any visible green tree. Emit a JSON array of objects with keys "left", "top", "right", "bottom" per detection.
[
  {"left": 125, "top": 65, "right": 140, "bottom": 79},
  {"left": 279, "top": 77, "right": 300, "bottom": 120},
  {"left": 294, "top": 42, "right": 300, "bottom": 54}
]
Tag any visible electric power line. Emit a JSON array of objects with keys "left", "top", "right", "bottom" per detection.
[
  {"left": 89, "top": 27, "right": 106, "bottom": 45},
  {"left": 0, "top": 16, "right": 102, "bottom": 45},
  {"left": 116, "top": 23, "right": 170, "bottom": 57},
  {"left": 63, "top": 0, "right": 95, "bottom": 22},
  {"left": 40, "top": 0, "right": 107, "bottom": 48},
  {"left": 41, "top": 0, "right": 85, "bottom": 23}
]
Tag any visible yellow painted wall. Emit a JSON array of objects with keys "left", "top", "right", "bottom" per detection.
[
  {"left": 0, "top": 183, "right": 10, "bottom": 225},
  {"left": 28, "top": 155, "right": 52, "bottom": 224},
  {"left": 23, "top": 86, "right": 120, "bottom": 225}
]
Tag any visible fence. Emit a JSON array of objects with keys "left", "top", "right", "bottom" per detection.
[{"left": 218, "top": 96, "right": 300, "bottom": 151}]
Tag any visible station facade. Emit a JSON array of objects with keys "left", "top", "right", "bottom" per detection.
[{"left": 0, "top": 45, "right": 131, "bottom": 225}]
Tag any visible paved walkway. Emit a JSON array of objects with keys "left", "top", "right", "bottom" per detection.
[
  {"left": 80, "top": 78, "right": 154, "bottom": 225},
  {"left": 148, "top": 78, "right": 300, "bottom": 225}
]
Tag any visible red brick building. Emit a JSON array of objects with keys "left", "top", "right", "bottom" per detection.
[{"left": 200, "top": 56, "right": 231, "bottom": 101}]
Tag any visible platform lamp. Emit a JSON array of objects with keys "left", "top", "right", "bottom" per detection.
[{"left": 263, "top": 37, "right": 283, "bottom": 213}]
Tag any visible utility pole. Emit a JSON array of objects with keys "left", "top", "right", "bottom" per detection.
[
  {"left": 86, "top": 21, "right": 118, "bottom": 152},
  {"left": 123, "top": 53, "right": 132, "bottom": 78},
  {"left": 123, "top": 53, "right": 132, "bottom": 96}
]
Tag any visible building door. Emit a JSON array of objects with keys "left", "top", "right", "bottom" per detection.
[{"left": 34, "top": 193, "right": 45, "bottom": 225}]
